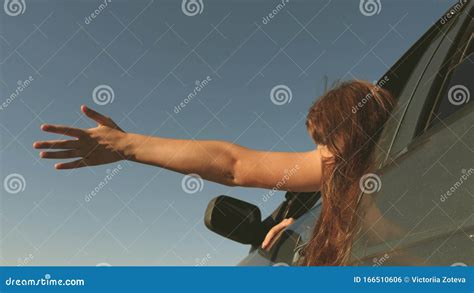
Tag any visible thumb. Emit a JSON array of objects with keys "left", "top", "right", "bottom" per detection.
[{"left": 81, "top": 105, "right": 114, "bottom": 126}]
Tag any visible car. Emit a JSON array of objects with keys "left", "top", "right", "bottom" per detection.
[{"left": 204, "top": 0, "right": 474, "bottom": 266}]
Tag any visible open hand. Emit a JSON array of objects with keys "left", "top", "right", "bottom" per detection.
[{"left": 34, "top": 105, "right": 127, "bottom": 169}]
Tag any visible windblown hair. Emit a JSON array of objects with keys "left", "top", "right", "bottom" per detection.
[{"left": 304, "top": 80, "right": 395, "bottom": 266}]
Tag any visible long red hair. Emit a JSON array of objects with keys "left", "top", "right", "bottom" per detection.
[{"left": 304, "top": 80, "right": 395, "bottom": 266}]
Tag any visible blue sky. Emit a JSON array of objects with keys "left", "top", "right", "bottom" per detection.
[{"left": 1, "top": 0, "right": 454, "bottom": 265}]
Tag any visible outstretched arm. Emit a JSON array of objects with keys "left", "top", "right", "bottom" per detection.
[{"left": 34, "top": 106, "right": 323, "bottom": 192}]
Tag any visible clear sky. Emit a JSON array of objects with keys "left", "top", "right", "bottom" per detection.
[{"left": 1, "top": 0, "right": 453, "bottom": 265}]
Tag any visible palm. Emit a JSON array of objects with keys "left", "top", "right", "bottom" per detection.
[{"left": 34, "top": 105, "right": 126, "bottom": 169}]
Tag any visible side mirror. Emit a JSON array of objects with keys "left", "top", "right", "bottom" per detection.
[{"left": 204, "top": 195, "right": 264, "bottom": 245}]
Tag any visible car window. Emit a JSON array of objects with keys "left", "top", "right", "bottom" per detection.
[
  {"left": 387, "top": 9, "right": 472, "bottom": 158},
  {"left": 426, "top": 37, "right": 473, "bottom": 129},
  {"left": 369, "top": 13, "right": 451, "bottom": 168}
]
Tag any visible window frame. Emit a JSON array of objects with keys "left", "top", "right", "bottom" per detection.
[
  {"left": 423, "top": 28, "right": 474, "bottom": 132},
  {"left": 367, "top": 6, "right": 458, "bottom": 169},
  {"left": 385, "top": 4, "right": 473, "bottom": 159}
]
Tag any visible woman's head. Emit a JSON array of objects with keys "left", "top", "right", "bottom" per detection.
[{"left": 304, "top": 80, "right": 395, "bottom": 266}]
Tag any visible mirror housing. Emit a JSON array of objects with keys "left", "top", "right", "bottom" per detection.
[{"left": 204, "top": 195, "right": 264, "bottom": 245}]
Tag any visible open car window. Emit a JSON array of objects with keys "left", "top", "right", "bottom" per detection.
[
  {"left": 426, "top": 35, "right": 473, "bottom": 129},
  {"left": 386, "top": 6, "right": 473, "bottom": 157},
  {"left": 368, "top": 9, "right": 452, "bottom": 168}
]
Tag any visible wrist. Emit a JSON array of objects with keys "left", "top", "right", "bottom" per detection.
[{"left": 118, "top": 132, "right": 138, "bottom": 161}]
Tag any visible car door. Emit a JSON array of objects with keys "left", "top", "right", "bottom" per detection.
[
  {"left": 352, "top": 4, "right": 473, "bottom": 266},
  {"left": 238, "top": 201, "right": 322, "bottom": 266},
  {"left": 238, "top": 192, "right": 321, "bottom": 266}
]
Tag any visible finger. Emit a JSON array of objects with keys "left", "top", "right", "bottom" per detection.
[
  {"left": 261, "top": 230, "right": 275, "bottom": 249},
  {"left": 54, "top": 159, "right": 87, "bottom": 170},
  {"left": 40, "top": 150, "right": 81, "bottom": 159},
  {"left": 41, "top": 124, "right": 85, "bottom": 138},
  {"left": 262, "top": 221, "right": 288, "bottom": 249},
  {"left": 81, "top": 105, "right": 111, "bottom": 125},
  {"left": 262, "top": 218, "right": 295, "bottom": 249},
  {"left": 33, "top": 140, "right": 80, "bottom": 150}
]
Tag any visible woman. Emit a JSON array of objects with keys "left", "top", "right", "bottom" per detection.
[{"left": 34, "top": 80, "right": 395, "bottom": 265}]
